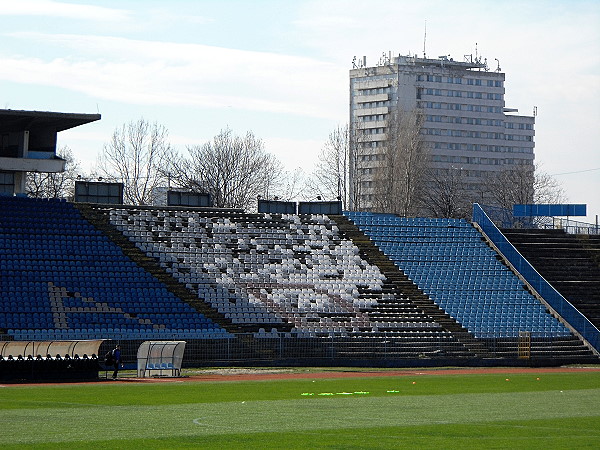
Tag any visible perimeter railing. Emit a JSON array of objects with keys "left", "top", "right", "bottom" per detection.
[
  {"left": 1, "top": 333, "right": 595, "bottom": 367},
  {"left": 473, "top": 203, "right": 600, "bottom": 353},
  {"left": 479, "top": 204, "right": 600, "bottom": 235},
  {"left": 542, "top": 217, "right": 600, "bottom": 235}
]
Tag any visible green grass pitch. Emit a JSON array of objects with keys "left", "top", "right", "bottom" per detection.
[{"left": 1, "top": 371, "right": 599, "bottom": 449}]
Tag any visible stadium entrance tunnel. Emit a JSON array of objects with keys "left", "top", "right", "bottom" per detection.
[{"left": 0, "top": 340, "right": 105, "bottom": 382}]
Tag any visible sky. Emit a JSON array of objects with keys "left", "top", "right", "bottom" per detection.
[{"left": 1, "top": 0, "right": 599, "bottom": 222}]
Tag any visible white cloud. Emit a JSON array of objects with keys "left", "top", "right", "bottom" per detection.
[
  {"left": 0, "top": 32, "right": 347, "bottom": 120},
  {"left": 0, "top": 0, "right": 130, "bottom": 21},
  {"left": 141, "top": 6, "right": 213, "bottom": 27}
]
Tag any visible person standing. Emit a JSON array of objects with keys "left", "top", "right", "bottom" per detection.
[{"left": 111, "top": 344, "right": 122, "bottom": 380}]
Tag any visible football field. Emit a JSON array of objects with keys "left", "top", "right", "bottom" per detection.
[{"left": 1, "top": 368, "right": 599, "bottom": 449}]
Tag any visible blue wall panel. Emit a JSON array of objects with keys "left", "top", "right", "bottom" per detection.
[{"left": 513, "top": 204, "right": 586, "bottom": 217}]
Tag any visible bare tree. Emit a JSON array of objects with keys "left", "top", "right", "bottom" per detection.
[
  {"left": 96, "top": 118, "right": 172, "bottom": 205},
  {"left": 533, "top": 165, "right": 567, "bottom": 204},
  {"left": 26, "top": 146, "right": 81, "bottom": 199},
  {"left": 486, "top": 163, "right": 566, "bottom": 211},
  {"left": 372, "top": 109, "right": 429, "bottom": 215},
  {"left": 420, "top": 167, "right": 470, "bottom": 218},
  {"left": 307, "top": 125, "right": 349, "bottom": 207},
  {"left": 272, "top": 167, "right": 307, "bottom": 203},
  {"left": 486, "top": 164, "right": 533, "bottom": 210},
  {"left": 348, "top": 119, "right": 374, "bottom": 211},
  {"left": 167, "top": 128, "right": 283, "bottom": 210}
]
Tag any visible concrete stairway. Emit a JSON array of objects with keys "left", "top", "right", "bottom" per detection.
[{"left": 501, "top": 228, "right": 600, "bottom": 328}]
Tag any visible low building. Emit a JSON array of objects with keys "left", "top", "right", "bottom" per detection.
[{"left": 0, "top": 109, "right": 100, "bottom": 196}]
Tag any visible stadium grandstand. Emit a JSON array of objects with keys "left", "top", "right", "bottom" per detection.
[
  {"left": 1, "top": 110, "right": 599, "bottom": 379},
  {"left": 1, "top": 195, "right": 599, "bottom": 371}
]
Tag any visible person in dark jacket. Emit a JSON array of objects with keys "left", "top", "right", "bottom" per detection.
[{"left": 111, "top": 344, "right": 122, "bottom": 380}]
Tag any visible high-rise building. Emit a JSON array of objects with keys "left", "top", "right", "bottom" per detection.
[{"left": 349, "top": 53, "right": 535, "bottom": 213}]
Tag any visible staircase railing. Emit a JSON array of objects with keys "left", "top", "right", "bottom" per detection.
[{"left": 473, "top": 203, "right": 600, "bottom": 352}]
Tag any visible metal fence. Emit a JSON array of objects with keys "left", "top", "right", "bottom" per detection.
[
  {"left": 2, "top": 333, "right": 594, "bottom": 368},
  {"left": 541, "top": 217, "right": 600, "bottom": 235},
  {"left": 90, "top": 333, "right": 596, "bottom": 368},
  {"left": 480, "top": 204, "right": 600, "bottom": 235}
]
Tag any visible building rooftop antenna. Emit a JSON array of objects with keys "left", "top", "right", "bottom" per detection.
[{"left": 423, "top": 20, "right": 427, "bottom": 59}]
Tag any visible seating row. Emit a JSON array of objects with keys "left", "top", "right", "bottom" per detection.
[
  {"left": 0, "top": 196, "right": 229, "bottom": 340},
  {"left": 108, "top": 207, "right": 446, "bottom": 335},
  {"left": 346, "top": 211, "right": 573, "bottom": 339}
]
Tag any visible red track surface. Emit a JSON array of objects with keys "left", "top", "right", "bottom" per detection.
[
  {"left": 160, "top": 367, "right": 600, "bottom": 383},
  {"left": 5, "top": 366, "right": 598, "bottom": 386}
]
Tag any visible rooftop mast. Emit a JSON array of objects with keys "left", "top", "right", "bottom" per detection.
[{"left": 423, "top": 20, "right": 427, "bottom": 59}]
